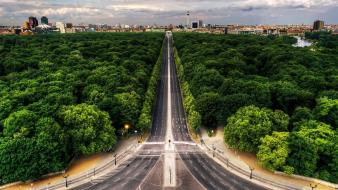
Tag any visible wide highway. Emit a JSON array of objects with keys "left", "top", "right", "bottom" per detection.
[
  {"left": 70, "top": 38, "right": 170, "bottom": 190},
  {"left": 167, "top": 33, "right": 267, "bottom": 190},
  {"left": 70, "top": 32, "right": 267, "bottom": 190}
]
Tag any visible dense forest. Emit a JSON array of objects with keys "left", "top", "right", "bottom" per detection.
[
  {"left": 174, "top": 32, "right": 338, "bottom": 183},
  {"left": 0, "top": 32, "right": 164, "bottom": 184}
]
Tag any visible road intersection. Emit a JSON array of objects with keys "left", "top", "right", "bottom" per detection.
[{"left": 69, "top": 32, "right": 267, "bottom": 190}]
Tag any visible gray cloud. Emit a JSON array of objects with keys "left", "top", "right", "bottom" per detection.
[{"left": 0, "top": 0, "right": 337, "bottom": 25}]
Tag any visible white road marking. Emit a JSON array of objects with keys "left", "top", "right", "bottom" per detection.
[{"left": 164, "top": 31, "right": 176, "bottom": 187}]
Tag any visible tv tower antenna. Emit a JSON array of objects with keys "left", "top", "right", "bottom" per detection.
[{"left": 186, "top": 11, "right": 190, "bottom": 28}]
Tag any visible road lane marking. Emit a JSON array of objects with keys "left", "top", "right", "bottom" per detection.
[{"left": 164, "top": 31, "right": 176, "bottom": 187}]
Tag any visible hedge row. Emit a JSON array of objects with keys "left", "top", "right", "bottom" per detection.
[
  {"left": 136, "top": 39, "right": 164, "bottom": 133},
  {"left": 174, "top": 48, "right": 202, "bottom": 131}
]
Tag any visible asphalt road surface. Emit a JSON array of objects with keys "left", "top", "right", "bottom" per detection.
[
  {"left": 70, "top": 144, "right": 163, "bottom": 190},
  {"left": 167, "top": 34, "right": 266, "bottom": 190},
  {"left": 148, "top": 37, "right": 168, "bottom": 142},
  {"left": 70, "top": 33, "right": 267, "bottom": 190}
]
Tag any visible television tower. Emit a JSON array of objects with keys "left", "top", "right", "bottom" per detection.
[{"left": 186, "top": 11, "right": 190, "bottom": 28}]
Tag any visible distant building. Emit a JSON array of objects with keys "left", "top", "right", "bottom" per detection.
[
  {"left": 23, "top": 21, "right": 30, "bottom": 30},
  {"left": 56, "top": 22, "right": 76, "bottom": 33},
  {"left": 313, "top": 20, "right": 324, "bottom": 30},
  {"left": 29, "top": 16, "right": 38, "bottom": 28},
  {"left": 198, "top": 20, "right": 203, "bottom": 28},
  {"left": 191, "top": 20, "right": 203, "bottom": 29},
  {"left": 263, "top": 28, "right": 279, "bottom": 35},
  {"left": 56, "top": 22, "right": 66, "bottom": 33},
  {"left": 168, "top": 24, "right": 174, "bottom": 31},
  {"left": 224, "top": 27, "right": 228, "bottom": 34},
  {"left": 191, "top": 21, "right": 198, "bottom": 29},
  {"left": 66, "top": 23, "right": 73, "bottom": 28},
  {"left": 41, "top": 16, "right": 48, "bottom": 25}
]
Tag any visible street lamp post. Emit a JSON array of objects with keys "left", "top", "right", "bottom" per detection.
[
  {"left": 62, "top": 174, "right": 69, "bottom": 188},
  {"left": 124, "top": 123, "right": 130, "bottom": 137},
  {"left": 212, "top": 144, "right": 216, "bottom": 157},
  {"left": 249, "top": 166, "right": 254, "bottom": 179},
  {"left": 114, "top": 154, "right": 117, "bottom": 165},
  {"left": 134, "top": 130, "right": 141, "bottom": 143},
  {"left": 310, "top": 183, "right": 318, "bottom": 190}
]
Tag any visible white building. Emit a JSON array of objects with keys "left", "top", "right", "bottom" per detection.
[{"left": 56, "top": 22, "right": 66, "bottom": 33}]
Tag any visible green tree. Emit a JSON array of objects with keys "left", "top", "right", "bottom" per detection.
[
  {"left": 270, "top": 81, "right": 314, "bottom": 114},
  {"left": 290, "top": 107, "right": 313, "bottom": 126},
  {"left": 0, "top": 137, "right": 64, "bottom": 183},
  {"left": 35, "top": 117, "right": 66, "bottom": 170},
  {"left": 0, "top": 98, "right": 13, "bottom": 121},
  {"left": 59, "top": 103, "right": 117, "bottom": 155},
  {"left": 313, "top": 97, "right": 338, "bottom": 128},
  {"left": 287, "top": 120, "right": 335, "bottom": 179},
  {"left": 224, "top": 105, "right": 289, "bottom": 152},
  {"left": 196, "top": 92, "right": 220, "bottom": 128},
  {"left": 114, "top": 91, "right": 141, "bottom": 126},
  {"left": 3, "top": 109, "right": 37, "bottom": 138},
  {"left": 257, "top": 132, "right": 292, "bottom": 173}
]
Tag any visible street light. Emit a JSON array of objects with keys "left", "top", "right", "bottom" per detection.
[
  {"left": 124, "top": 123, "right": 130, "bottom": 137},
  {"left": 139, "top": 132, "right": 143, "bottom": 143},
  {"left": 134, "top": 130, "right": 141, "bottom": 143},
  {"left": 310, "top": 183, "right": 318, "bottom": 190},
  {"left": 212, "top": 144, "right": 216, "bottom": 157},
  {"left": 249, "top": 166, "right": 254, "bottom": 179},
  {"left": 114, "top": 154, "right": 117, "bottom": 165},
  {"left": 62, "top": 174, "right": 69, "bottom": 188}
]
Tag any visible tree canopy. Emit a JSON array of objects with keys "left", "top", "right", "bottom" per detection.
[
  {"left": 174, "top": 32, "right": 338, "bottom": 182},
  {"left": 0, "top": 32, "right": 164, "bottom": 184}
]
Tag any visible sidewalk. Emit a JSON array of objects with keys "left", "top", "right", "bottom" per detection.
[
  {"left": 200, "top": 127, "right": 335, "bottom": 190},
  {"left": 1, "top": 136, "right": 139, "bottom": 190}
]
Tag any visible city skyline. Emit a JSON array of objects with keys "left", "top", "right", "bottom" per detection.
[{"left": 0, "top": 0, "right": 338, "bottom": 25}]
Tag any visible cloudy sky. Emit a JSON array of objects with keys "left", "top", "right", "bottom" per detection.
[{"left": 0, "top": 0, "right": 337, "bottom": 25}]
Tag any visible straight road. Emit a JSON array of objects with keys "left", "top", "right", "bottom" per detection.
[
  {"left": 166, "top": 34, "right": 267, "bottom": 190},
  {"left": 70, "top": 38, "right": 170, "bottom": 190},
  {"left": 70, "top": 33, "right": 268, "bottom": 190},
  {"left": 169, "top": 35, "right": 191, "bottom": 142},
  {"left": 148, "top": 37, "right": 168, "bottom": 142}
]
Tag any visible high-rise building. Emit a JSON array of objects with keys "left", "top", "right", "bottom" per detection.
[
  {"left": 313, "top": 20, "right": 324, "bottom": 30},
  {"left": 198, "top": 20, "right": 203, "bottom": 28},
  {"left": 41, "top": 16, "right": 48, "bottom": 25},
  {"left": 191, "top": 20, "right": 203, "bottom": 28},
  {"left": 191, "top": 21, "right": 198, "bottom": 29},
  {"left": 29, "top": 16, "right": 38, "bottom": 28},
  {"left": 56, "top": 22, "right": 66, "bottom": 33}
]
